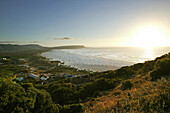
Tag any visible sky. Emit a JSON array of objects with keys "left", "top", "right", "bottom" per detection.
[{"left": 0, "top": 0, "right": 170, "bottom": 47}]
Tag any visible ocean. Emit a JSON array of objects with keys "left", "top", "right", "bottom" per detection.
[{"left": 41, "top": 47, "right": 170, "bottom": 71}]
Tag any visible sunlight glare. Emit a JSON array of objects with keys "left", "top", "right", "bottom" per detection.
[
  {"left": 143, "top": 47, "right": 153, "bottom": 59},
  {"left": 130, "top": 26, "right": 168, "bottom": 47}
]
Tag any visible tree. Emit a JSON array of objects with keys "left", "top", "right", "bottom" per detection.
[
  {"left": 47, "top": 82, "right": 78, "bottom": 105},
  {"left": 0, "top": 78, "right": 59, "bottom": 113}
]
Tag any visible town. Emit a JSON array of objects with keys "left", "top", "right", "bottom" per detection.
[{"left": 0, "top": 54, "right": 97, "bottom": 85}]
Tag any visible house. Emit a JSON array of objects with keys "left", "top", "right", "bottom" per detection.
[
  {"left": 15, "top": 74, "right": 27, "bottom": 82},
  {"left": 40, "top": 76, "right": 48, "bottom": 80},
  {"left": 30, "top": 67, "right": 36, "bottom": 71},
  {"left": 17, "top": 77, "right": 24, "bottom": 81},
  {"left": 28, "top": 74, "right": 39, "bottom": 79}
]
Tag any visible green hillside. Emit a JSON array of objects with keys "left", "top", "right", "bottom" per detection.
[{"left": 0, "top": 51, "right": 169, "bottom": 113}]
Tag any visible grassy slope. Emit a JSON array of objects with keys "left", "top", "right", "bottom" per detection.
[{"left": 83, "top": 53, "right": 170, "bottom": 113}]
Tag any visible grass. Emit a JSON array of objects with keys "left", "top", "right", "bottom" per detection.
[{"left": 83, "top": 74, "right": 170, "bottom": 113}]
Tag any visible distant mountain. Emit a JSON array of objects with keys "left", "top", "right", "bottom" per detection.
[
  {"left": 0, "top": 44, "right": 49, "bottom": 56},
  {"left": 0, "top": 44, "right": 85, "bottom": 52},
  {"left": 0, "top": 44, "right": 46, "bottom": 52},
  {"left": 0, "top": 44, "right": 85, "bottom": 56}
]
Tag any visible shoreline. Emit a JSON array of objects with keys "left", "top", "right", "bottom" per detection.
[
  {"left": 71, "top": 64, "right": 119, "bottom": 72},
  {"left": 41, "top": 47, "right": 170, "bottom": 72},
  {"left": 41, "top": 55, "right": 120, "bottom": 72},
  {"left": 41, "top": 48, "right": 135, "bottom": 72}
]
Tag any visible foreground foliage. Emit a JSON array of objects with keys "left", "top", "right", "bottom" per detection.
[
  {"left": 84, "top": 78, "right": 170, "bottom": 113},
  {"left": 0, "top": 78, "right": 59, "bottom": 113}
]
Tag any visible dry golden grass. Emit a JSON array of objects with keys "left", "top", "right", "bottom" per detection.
[{"left": 83, "top": 74, "right": 170, "bottom": 113}]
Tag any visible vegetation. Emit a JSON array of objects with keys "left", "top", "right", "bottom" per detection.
[
  {"left": 0, "top": 45, "right": 169, "bottom": 113},
  {"left": 60, "top": 104, "right": 85, "bottom": 113},
  {"left": 150, "top": 58, "right": 170, "bottom": 80},
  {"left": 83, "top": 53, "right": 170, "bottom": 113},
  {"left": 0, "top": 64, "right": 28, "bottom": 77},
  {"left": 79, "top": 78, "right": 120, "bottom": 100},
  {"left": 121, "top": 80, "right": 133, "bottom": 90},
  {"left": 0, "top": 78, "right": 59, "bottom": 113},
  {"left": 84, "top": 78, "right": 170, "bottom": 113},
  {"left": 0, "top": 44, "right": 85, "bottom": 56}
]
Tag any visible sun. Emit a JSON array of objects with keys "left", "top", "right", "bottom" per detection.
[{"left": 129, "top": 25, "right": 168, "bottom": 47}]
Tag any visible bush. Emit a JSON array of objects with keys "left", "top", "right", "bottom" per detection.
[
  {"left": 79, "top": 78, "right": 118, "bottom": 100},
  {"left": 60, "top": 104, "right": 85, "bottom": 113},
  {"left": 113, "top": 91, "right": 121, "bottom": 96},
  {"left": 114, "top": 66, "right": 135, "bottom": 79},
  {"left": 142, "top": 61, "right": 155, "bottom": 73},
  {"left": 47, "top": 83, "right": 78, "bottom": 105},
  {"left": 103, "top": 67, "right": 135, "bottom": 79},
  {"left": 121, "top": 80, "right": 133, "bottom": 90},
  {"left": 150, "top": 58, "right": 170, "bottom": 80},
  {"left": 21, "top": 83, "right": 33, "bottom": 89},
  {"left": 0, "top": 78, "right": 59, "bottom": 113},
  {"left": 130, "top": 63, "right": 144, "bottom": 71}
]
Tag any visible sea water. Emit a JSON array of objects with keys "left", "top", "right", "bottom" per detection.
[{"left": 41, "top": 47, "right": 170, "bottom": 71}]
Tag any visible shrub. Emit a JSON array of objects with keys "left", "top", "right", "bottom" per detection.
[
  {"left": 79, "top": 78, "right": 118, "bottom": 100},
  {"left": 103, "top": 67, "right": 135, "bottom": 79},
  {"left": 48, "top": 83, "right": 78, "bottom": 105},
  {"left": 121, "top": 80, "right": 133, "bottom": 90},
  {"left": 142, "top": 61, "right": 155, "bottom": 73},
  {"left": 150, "top": 58, "right": 170, "bottom": 80},
  {"left": 113, "top": 91, "right": 121, "bottom": 96},
  {"left": 21, "top": 83, "right": 33, "bottom": 89},
  {"left": 60, "top": 104, "right": 85, "bottom": 113},
  {"left": 0, "top": 78, "right": 59, "bottom": 113},
  {"left": 114, "top": 66, "right": 135, "bottom": 79},
  {"left": 130, "top": 63, "right": 144, "bottom": 71}
]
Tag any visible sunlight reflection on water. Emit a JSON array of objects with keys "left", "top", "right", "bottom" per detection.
[{"left": 143, "top": 47, "right": 153, "bottom": 59}]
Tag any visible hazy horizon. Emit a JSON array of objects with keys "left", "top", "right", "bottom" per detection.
[{"left": 2, "top": 43, "right": 170, "bottom": 48}]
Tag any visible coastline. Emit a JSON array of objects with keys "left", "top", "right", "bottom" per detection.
[
  {"left": 41, "top": 47, "right": 170, "bottom": 72},
  {"left": 71, "top": 64, "right": 119, "bottom": 72},
  {"left": 41, "top": 49, "right": 134, "bottom": 72}
]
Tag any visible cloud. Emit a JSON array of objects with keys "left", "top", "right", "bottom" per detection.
[
  {"left": 0, "top": 41, "right": 20, "bottom": 44},
  {"left": 53, "top": 37, "right": 76, "bottom": 40}
]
